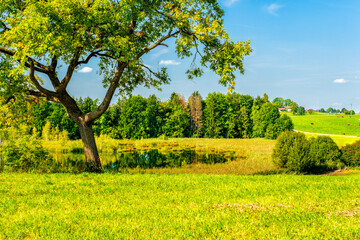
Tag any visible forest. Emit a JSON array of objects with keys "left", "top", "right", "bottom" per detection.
[{"left": 1, "top": 92, "right": 293, "bottom": 141}]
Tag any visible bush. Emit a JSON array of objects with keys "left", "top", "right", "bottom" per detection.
[
  {"left": 309, "top": 136, "right": 341, "bottom": 170},
  {"left": 1, "top": 136, "right": 53, "bottom": 172},
  {"left": 341, "top": 140, "right": 360, "bottom": 167},
  {"left": 272, "top": 131, "right": 314, "bottom": 172},
  {"left": 272, "top": 131, "right": 343, "bottom": 173}
]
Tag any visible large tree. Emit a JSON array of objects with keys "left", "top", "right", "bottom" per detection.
[{"left": 0, "top": 0, "right": 251, "bottom": 169}]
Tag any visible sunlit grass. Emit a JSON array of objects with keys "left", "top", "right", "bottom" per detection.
[
  {"left": 290, "top": 113, "right": 360, "bottom": 136},
  {"left": 1, "top": 173, "right": 360, "bottom": 239}
]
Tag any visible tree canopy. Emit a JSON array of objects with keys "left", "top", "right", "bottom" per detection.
[{"left": 0, "top": 0, "right": 252, "bottom": 167}]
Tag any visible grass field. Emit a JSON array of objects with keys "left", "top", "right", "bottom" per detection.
[
  {"left": 2, "top": 117, "right": 360, "bottom": 239},
  {"left": 290, "top": 113, "right": 360, "bottom": 137},
  {"left": 1, "top": 173, "right": 360, "bottom": 239}
]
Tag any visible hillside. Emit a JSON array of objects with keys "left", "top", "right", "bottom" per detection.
[{"left": 290, "top": 114, "right": 360, "bottom": 137}]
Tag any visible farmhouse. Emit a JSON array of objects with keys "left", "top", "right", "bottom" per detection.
[{"left": 278, "top": 106, "right": 291, "bottom": 112}]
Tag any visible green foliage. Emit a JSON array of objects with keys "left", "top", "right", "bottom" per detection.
[
  {"left": 341, "top": 140, "right": 360, "bottom": 167},
  {"left": 272, "top": 97, "right": 284, "bottom": 108},
  {"left": 273, "top": 131, "right": 343, "bottom": 173},
  {"left": 251, "top": 101, "right": 280, "bottom": 138},
  {"left": 203, "top": 92, "right": 227, "bottom": 138},
  {"left": 162, "top": 93, "right": 190, "bottom": 138},
  {"left": 272, "top": 131, "right": 314, "bottom": 172},
  {"left": 309, "top": 136, "right": 342, "bottom": 170},
  {"left": 2, "top": 91, "right": 293, "bottom": 140},
  {"left": 1, "top": 136, "right": 52, "bottom": 172},
  {"left": 0, "top": 0, "right": 251, "bottom": 97},
  {"left": 290, "top": 113, "right": 360, "bottom": 136}
]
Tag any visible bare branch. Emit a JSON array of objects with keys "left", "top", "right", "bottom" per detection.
[{"left": 140, "top": 64, "right": 161, "bottom": 79}]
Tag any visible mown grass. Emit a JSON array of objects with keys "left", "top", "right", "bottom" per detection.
[
  {"left": 1, "top": 173, "right": 360, "bottom": 239},
  {"left": 290, "top": 113, "right": 360, "bottom": 137}
]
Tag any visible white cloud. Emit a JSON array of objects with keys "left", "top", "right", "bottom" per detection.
[
  {"left": 78, "top": 67, "right": 93, "bottom": 73},
  {"left": 224, "top": 0, "right": 240, "bottom": 7},
  {"left": 333, "top": 78, "right": 349, "bottom": 84},
  {"left": 152, "top": 49, "right": 169, "bottom": 59},
  {"left": 159, "top": 60, "right": 181, "bottom": 66},
  {"left": 266, "top": 3, "right": 284, "bottom": 15}
]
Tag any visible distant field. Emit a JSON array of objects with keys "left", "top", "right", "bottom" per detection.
[
  {"left": 1, "top": 173, "right": 360, "bottom": 239},
  {"left": 290, "top": 113, "right": 360, "bottom": 138}
]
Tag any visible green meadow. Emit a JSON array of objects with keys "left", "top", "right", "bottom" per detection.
[
  {"left": 2, "top": 173, "right": 360, "bottom": 239},
  {"left": 2, "top": 114, "right": 360, "bottom": 239},
  {"left": 290, "top": 114, "right": 360, "bottom": 137}
]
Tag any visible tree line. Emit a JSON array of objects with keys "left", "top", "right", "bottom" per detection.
[{"left": 1, "top": 92, "right": 293, "bottom": 140}]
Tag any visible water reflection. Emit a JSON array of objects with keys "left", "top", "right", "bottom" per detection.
[
  {"left": 102, "top": 149, "right": 233, "bottom": 172},
  {"left": 51, "top": 149, "right": 234, "bottom": 172}
]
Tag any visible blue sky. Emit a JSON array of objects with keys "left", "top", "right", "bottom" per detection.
[{"left": 68, "top": 0, "right": 360, "bottom": 111}]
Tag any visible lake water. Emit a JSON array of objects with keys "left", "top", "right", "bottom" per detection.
[{"left": 51, "top": 149, "right": 235, "bottom": 172}]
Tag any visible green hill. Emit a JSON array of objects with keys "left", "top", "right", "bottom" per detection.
[{"left": 289, "top": 113, "right": 360, "bottom": 137}]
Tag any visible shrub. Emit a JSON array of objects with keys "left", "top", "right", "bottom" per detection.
[
  {"left": 273, "top": 131, "right": 343, "bottom": 173},
  {"left": 309, "top": 136, "right": 341, "bottom": 170},
  {"left": 272, "top": 131, "right": 314, "bottom": 172},
  {"left": 1, "top": 136, "right": 53, "bottom": 172},
  {"left": 341, "top": 140, "right": 360, "bottom": 167}
]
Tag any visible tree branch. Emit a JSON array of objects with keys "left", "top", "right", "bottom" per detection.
[
  {"left": 29, "top": 61, "right": 57, "bottom": 97},
  {"left": 84, "top": 62, "right": 125, "bottom": 122},
  {"left": 27, "top": 89, "right": 61, "bottom": 103},
  {"left": 50, "top": 57, "right": 58, "bottom": 71},
  {"left": 140, "top": 64, "right": 161, "bottom": 79},
  {"left": 0, "top": 21, "right": 9, "bottom": 34},
  {"left": 60, "top": 47, "right": 82, "bottom": 90},
  {"left": 136, "top": 29, "right": 179, "bottom": 60},
  {"left": 76, "top": 50, "right": 101, "bottom": 66},
  {"left": 0, "top": 47, "right": 50, "bottom": 74}
]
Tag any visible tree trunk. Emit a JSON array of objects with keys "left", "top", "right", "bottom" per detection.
[{"left": 78, "top": 121, "right": 102, "bottom": 170}]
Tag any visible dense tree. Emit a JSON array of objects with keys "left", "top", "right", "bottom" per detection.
[
  {"left": 0, "top": 0, "right": 251, "bottom": 168},
  {"left": 143, "top": 95, "right": 164, "bottom": 138},
  {"left": 295, "top": 106, "right": 305, "bottom": 116},
  {"left": 238, "top": 95, "right": 253, "bottom": 138},
  {"left": 203, "top": 92, "right": 227, "bottom": 138},
  {"left": 162, "top": 93, "right": 190, "bottom": 138},
  {"left": 252, "top": 102, "right": 280, "bottom": 138},
  {"left": 284, "top": 99, "right": 293, "bottom": 107},
  {"left": 326, "top": 107, "right": 336, "bottom": 113},
  {"left": 272, "top": 97, "right": 284, "bottom": 108},
  {"left": 291, "top": 102, "right": 298, "bottom": 113}
]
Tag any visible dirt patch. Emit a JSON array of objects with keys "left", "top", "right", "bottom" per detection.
[
  {"left": 326, "top": 208, "right": 360, "bottom": 218},
  {"left": 322, "top": 169, "right": 360, "bottom": 176},
  {"left": 212, "top": 203, "right": 291, "bottom": 212}
]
